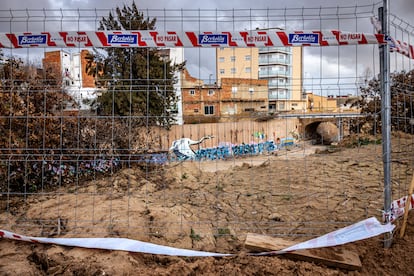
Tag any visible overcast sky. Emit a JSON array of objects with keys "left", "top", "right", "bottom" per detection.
[
  {"left": 1, "top": 0, "right": 413, "bottom": 95},
  {"left": 1, "top": 0, "right": 413, "bottom": 18}
]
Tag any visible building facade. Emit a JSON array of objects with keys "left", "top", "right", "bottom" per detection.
[
  {"left": 216, "top": 48, "right": 259, "bottom": 82},
  {"left": 216, "top": 46, "right": 305, "bottom": 113},
  {"left": 259, "top": 46, "right": 304, "bottom": 112},
  {"left": 181, "top": 69, "right": 268, "bottom": 123},
  {"left": 220, "top": 77, "right": 269, "bottom": 120}
]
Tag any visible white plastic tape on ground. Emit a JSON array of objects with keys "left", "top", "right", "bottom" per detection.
[
  {"left": 277, "top": 217, "right": 394, "bottom": 254},
  {"left": 0, "top": 217, "right": 394, "bottom": 257}
]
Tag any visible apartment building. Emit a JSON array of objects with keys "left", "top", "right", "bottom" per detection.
[
  {"left": 216, "top": 48, "right": 259, "bottom": 81},
  {"left": 181, "top": 68, "right": 268, "bottom": 123},
  {"left": 216, "top": 46, "right": 305, "bottom": 113}
]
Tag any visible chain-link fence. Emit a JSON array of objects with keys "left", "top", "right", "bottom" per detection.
[{"left": 0, "top": 4, "right": 413, "bottom": 251}]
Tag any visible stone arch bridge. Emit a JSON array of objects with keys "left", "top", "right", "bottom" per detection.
[{"left": 280, "top": 113, "right": 365, "bottom": 144}]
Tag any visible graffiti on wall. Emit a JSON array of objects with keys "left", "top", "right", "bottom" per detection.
[
  {"left": 169, "top": 135, "right": 296, "bottom": 162},
  {"left": 252, "top": 131, "right": 266, "bottom": 140},
  {"left": 169, "top": 135, "right": 214, "bottom": 160}
]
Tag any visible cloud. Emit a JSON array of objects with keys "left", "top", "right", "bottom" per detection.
[
  {"left": 1, "top": 0, "right": 413, "bottom": 91},
  {"left": 303, "top": 47, "right": 374, "bottom": 96}
]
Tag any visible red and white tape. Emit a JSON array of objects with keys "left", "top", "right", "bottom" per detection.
[
  {"left": 0, "top": 30, "right": 386, "bottom": 49},
  {"left": 389, "top": 38, "right": 414, "bottom": 59},
  {"left": 371, "top": 16, "right": 414, "bottom": 59},
  {"left": 389, "top": 193, "right": 414, "bottom": 222}
]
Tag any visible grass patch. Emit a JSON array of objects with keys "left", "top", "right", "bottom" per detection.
[
  {"left": 216, "top": 227, "right": 231, "bottom": 236},
  {"left": 190, "top": 228, "right": 202, "bottom": 241}
]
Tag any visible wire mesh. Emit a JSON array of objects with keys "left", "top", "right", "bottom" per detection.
[{"left": 0, "top": 4, "right": 413, "bottom": 248}]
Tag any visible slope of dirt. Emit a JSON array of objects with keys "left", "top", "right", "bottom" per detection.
[{"left": 1, "top": 135, "right": 414, "bottom": 275}]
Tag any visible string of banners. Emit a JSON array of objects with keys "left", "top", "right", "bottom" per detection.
[{"left": 0, "top": 30, "right": 386, "bottom": 49}]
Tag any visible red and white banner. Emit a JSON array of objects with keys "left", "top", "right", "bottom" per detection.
[
  {"left": 389, "top": 37, "right": 414, "bottom": 59},
  {"left": 388, "top": 193, "right": 414, "bottom": 222},
  {"left": 0, "top": 30, "right": 386, "bottom": 49},
  {"left": 371, "top": 16, "right": 414, "bottom": 59}
]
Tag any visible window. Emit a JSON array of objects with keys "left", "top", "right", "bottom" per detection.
[
  {"left": 230, "top": 56, "right": 236, "bottom": 62},
  {"left": 245, "top": 67, "right": 251, "bottom": 73},
  {"left": 219, "top": 57, "right": 225, "bottom": 62},
  {"left": 231, "top": 86, "right": 237, "bottom": 94},
  {"left": 278, "top": 90, "right": 287, "bottom": 98},
  {"left": 245, "top": 55, "right": 251, "bottom": 61},
  {"left": 220, "top": 69, "right": 225, "bottom": 74},
  {"left": 204, "top": 105, "right": 214, "bottom": 115},
  {"left": 292, "top": 103, "right": 298, "bottom": 106},
  {"left": 194, "top": 108, "right": 199, "bottom": 113},
  {"left": 270, "top": 90, "right": 278, "bottom": 97},
  {"left": 279, "top": 102, "right": 285, "bottom": 110},
  {"left": 276, "top": 65, "right": 286, "bottom": 72},
  {"left": 189, "top": 89, "right": 195, "bottom": 95},
  {"left": 208, "top": 89, "right": 215, "bottom": 96},
  {"left": 231, "top": 68, "right": 236, "bottom": 74}
]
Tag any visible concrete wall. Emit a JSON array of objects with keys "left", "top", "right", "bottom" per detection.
[{"left": 160, "top": 118, "right": 299, "bottom": 150}]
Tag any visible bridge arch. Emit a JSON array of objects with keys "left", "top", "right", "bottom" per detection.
[
  {"left": 304, "top": 121, "right": 324, "bottom": 141},
  {"left": 299, "top": 118, "right": 341, "bottom": 145}
]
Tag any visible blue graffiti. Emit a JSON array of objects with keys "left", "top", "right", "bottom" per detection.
[
  {"left": 280, "top": 138, "right": 295, "bottom": 147},
  {"left": 196, "top": 145, "right": 230, "bottom": 161},
  {"left": 230, "top": 140, "right": 276, "bottom": 157},
  {"left": 169, "top": 139, "right": 290, "bottom": 162}
]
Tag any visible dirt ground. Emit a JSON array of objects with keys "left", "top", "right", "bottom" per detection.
[{"left": 1, "top": 134, "right": 414, "bottom": 275}]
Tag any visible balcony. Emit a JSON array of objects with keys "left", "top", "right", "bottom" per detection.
[
  {"left": 259, "top": 69, "right": 291, "bottom": 78},
  {"left": 268, "top": 90, "right": 290, "bottom": 100},
  {"left": 259, "top": 47, "right": 291, "bottom": 54},
  {"left": 268, "top": 79, "right": 290, "bottom": 87},
  {"left": 259, "top": 57, "right": 290, "bottom": 65}
]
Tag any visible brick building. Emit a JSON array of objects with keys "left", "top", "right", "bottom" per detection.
[{"left": 181, "top": 69, "right": 268, "bottom": 123}]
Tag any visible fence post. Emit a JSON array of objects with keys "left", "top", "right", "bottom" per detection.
[{"left": 379, "top": 0, "right": 393, "bottom": 248}]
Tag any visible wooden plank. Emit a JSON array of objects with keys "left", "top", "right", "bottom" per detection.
[
  {"left": 245, "top": 233, "right": 362, "bottom": 271},
  {"left": 400, "top": 175, "right": 414, "bottom": 238}
]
